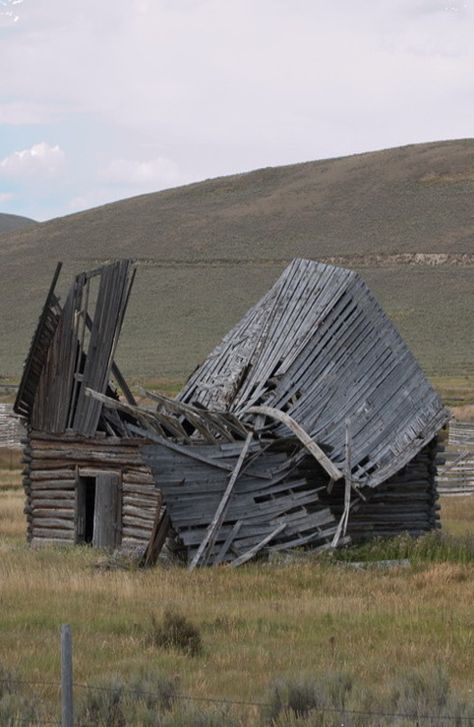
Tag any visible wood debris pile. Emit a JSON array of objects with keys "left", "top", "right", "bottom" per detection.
[{"left": 15, "top": 258, "right": 449, "bottom": 566}]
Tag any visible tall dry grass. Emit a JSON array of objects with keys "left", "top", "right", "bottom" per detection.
[{"left": 0, "top": 463, "right": 473, "bottom": 722}]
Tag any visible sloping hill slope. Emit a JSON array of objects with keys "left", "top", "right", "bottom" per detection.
[
  {"left": 1, "top": 139, "right": 473, "bottom": 380},
  {"left": 0, "top": 213, "right": 35, "bottom": 234}
]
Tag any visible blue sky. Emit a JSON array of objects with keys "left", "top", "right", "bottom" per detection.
[{"left": 1, "top": 0, "right": 474, "bottom": 221}]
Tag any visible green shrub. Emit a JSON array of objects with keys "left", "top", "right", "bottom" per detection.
[
  {"left": 334, "top": 532, "right": 474, "bottom": 565},
  {"left": 160, "top": 704, "right": 242, "bottom": 726},
  {"left": 262, "top": 667, "right": 474, "bottom": 726},
  {"left": 0, "top": 664, "right": 42, "bottom": 727},
  {"left": 263, "top": 672, "right": 353, "bottom": 723},
  {"left": 148, "top": 609, "right": 203, "bottom": 656},
  {"left": 76, "top": 678, "right": 126, "bottom": 727},
  {"left": 76, "top": 670, "right": 177, "bottom": 727},
  {"left": 388, "top": 665, "right": 474, "bottom": 726}
]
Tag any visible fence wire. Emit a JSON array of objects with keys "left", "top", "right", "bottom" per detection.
[{"left": 2, "top": 678, "right": 474, "bottom": 724}]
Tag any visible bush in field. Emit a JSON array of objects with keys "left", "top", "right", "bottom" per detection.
[
  {"left": 148, "top": 609, "right": 203, "bottom": 656},
  {"left": 263, "top": 671, "right": 353, "bottom": 723},
  {"left": 0, "top": 664, "right": 42, "bottom": 727},
  {"left": 263, "top": 666, "right": 474, "bottom": 726},
  {"left": 75, "top": 670, "right": 177, "bottom": 727},
  {"left": 76, "top": 678, "right": 127, "bottom": 727},
  {"left": 159, "top": 705, "right": 242, "bottom": 727},
  {"left": 388, "top": 665, "right": 474, "bottom": 726}
]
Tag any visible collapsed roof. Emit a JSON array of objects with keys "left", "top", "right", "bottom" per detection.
[
  {"left": 15, "top": 258, "right": 449, "bottom": 566},
  {"left": 178, "top": 258, "right": 447, "bottom": 489}
]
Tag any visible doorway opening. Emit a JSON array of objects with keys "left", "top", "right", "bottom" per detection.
[
  {"left": 76, "top": 472, "right": 121, "bottom": 548},
  {"left": 83, "top": 477, "right": 96, "bottom": 544}
]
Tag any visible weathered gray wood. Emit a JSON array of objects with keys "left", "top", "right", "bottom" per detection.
[
  {"left": 31, "top": 483, "right": 76, "bottom": 493},
  {"left": 179, "top": 258, "right": 448, "bottom": 493},
  {"left": 32, "top": 518, "right": 75, "bottom": 529},
  {"left": 246, "top": 405, "right": 343, "bottom": 481},
  {"left": 123, "top": 495, "right": 158, "bottom": 509},
  {"left": 18, "top": 257, "right": 448, "bottom": 564},
  {"left": 121, "top": 484, "right": 156, "bottom": 498},
  {"left": 32, "top": 509, "right": 74, "bottom": 518},
  {"left": 123, "top": 505, "right": 156, "bottom": 522},
  {"left": 142, "top": 509, "right": 170, "bottom": 567},
  {"left": 121, "top": 471, "right": 155, "bottom": 485},
  {"left": 136, "top": 423, "right": 254, "bottom": 474},
  {"left": 32, "top": 527, "right": 75, "bottom": 539},
  {"left": 61, "top": 624, "right": 74, "bottom": 727},
  {"left": 230, "top": 523, "right": 286, "bottom": 567},
  {"left": 32, "top": 449, "right": 143, "bottom": 465},
  {"left": 31, "top": 537, "right": 72, "bottom": 547},
  {"left": 14, "top": 262, "right": 63, "bottom": 420},
  {"left": 122, "top": 526, "right": 150, "bottom": 540},
  {"left": 214, "top": 520, "right": 242, "bottom": 565},
  {"left": 189, "top": 432, "right": 253, "bottom": 571},
  {"left": 29, "top": 469, "right": 75, "bottom": 481},
  {"left": 93, "top": 472, "right": 121, "bottom": 549}
]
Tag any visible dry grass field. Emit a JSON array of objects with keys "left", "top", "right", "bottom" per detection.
[{"left": 0, "top": 452, "right": 473, "bottom": 724}]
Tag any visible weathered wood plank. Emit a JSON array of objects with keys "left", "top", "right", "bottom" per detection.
[
  {"left": 189, "top": 432, "right": 253, "bottom": 571},
  {"left": 230, "top": 523, "right": 287, "bottom": 567}
]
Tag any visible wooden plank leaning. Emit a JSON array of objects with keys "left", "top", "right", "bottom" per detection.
[
  {"left": 230, "top": 522, "right": 287, "bottom": 568},
  {"left": 189, "top": 431, "right": 253, "bottom": 571},
  {"left": 245, "top": 405, "right": 343, "bottom": 482},
  {"left": 331, "top": 417, "right": 353, "bottom": 548},
  {"left": 213, "top": 520, "right": 243, "bottom": 565}
]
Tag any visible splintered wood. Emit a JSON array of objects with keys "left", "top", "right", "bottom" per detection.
[{"left": 15, "top": 257, "right": 449, "bottom": 566}]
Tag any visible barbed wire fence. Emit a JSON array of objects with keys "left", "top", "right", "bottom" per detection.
[{"left": 1, "top": 625, "right": 473, "bottom": 727}]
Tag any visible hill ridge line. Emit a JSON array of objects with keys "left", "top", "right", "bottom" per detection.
[{"left": 80, "top": 253, "right": 474, "bottom": 269}]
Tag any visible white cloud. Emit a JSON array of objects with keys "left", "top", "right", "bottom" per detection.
[
  {"left": 0, "top": 142, "right": 65, "bottom": 178},
  {"left": 0, "top": 0, "right": 23, "bottom": 24},
  {"left": 0, "top": 192, "right": 14, "bottom": 203},
  {"left": 101, "top": 156, "right": 186, "bottom": 189}
]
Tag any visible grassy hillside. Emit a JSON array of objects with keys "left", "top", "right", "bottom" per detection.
[
  {"left": 0, "top": 212, "right": 35, "bottom": 234},
  {"left": 1, "top": 139, "right": 473, "bottom": 381}
]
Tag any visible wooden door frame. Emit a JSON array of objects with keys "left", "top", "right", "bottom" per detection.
[{"left": 75, "top": 468, "right": 122, "bottom": 548}]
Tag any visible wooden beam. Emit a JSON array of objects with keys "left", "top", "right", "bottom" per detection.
[
  {"left": 245, "top": 405, "right": 343, "bottom": 482},
  {"left": 189, "top": 432, "right": 253, "bottom": 571},
  {"left": 230, "top": 522, "right": 286, "bottom": 567},
  {"left": 213, "top": 520, "right": 243, "bottom": 565}
]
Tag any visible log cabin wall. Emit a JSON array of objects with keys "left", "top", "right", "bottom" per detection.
[
  {"left": 22, "top": 430, "right": 160, "bottom": 549},
  {"left": 317, "top": 437, "right": 441, "bottom": 541},
  {"left": 347, "top": 437, "right": 441, "bottom": 541}
]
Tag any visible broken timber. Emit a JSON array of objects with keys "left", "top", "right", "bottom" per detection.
[{"left": 15, "top": 257, "right": 449, "bottom": 567}]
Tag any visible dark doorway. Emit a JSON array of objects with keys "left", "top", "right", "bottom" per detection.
[
  {"left": 84, "top": 477, "right": 96, "bottom": 543},
  {"left": 76, "top": 476, "right": 96, "bottom": 545},
  {"left": 76, "top": 472, "right": 121, "bottom": 548}
]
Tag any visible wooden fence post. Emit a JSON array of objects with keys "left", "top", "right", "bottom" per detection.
[{"left": 61, "top": 624, "right": 74, "bottom": 727}]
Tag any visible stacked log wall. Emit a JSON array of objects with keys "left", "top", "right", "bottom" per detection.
[
  {"left": 350, "top": 438, "right": 440, "bottom": 540},
  {"left": 318, "top": 438, "right": 441, "bottom": 541},
  {"left": 22, "top": 431, "right": 159, "bottom": 548}
]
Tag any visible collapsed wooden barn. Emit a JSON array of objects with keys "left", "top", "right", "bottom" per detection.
[
  {"left": 14, "top": 260, "right": 164, "bottom": 555},
  {"left": 15, "top": 257, "right": 449, "bottom": 566}
]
